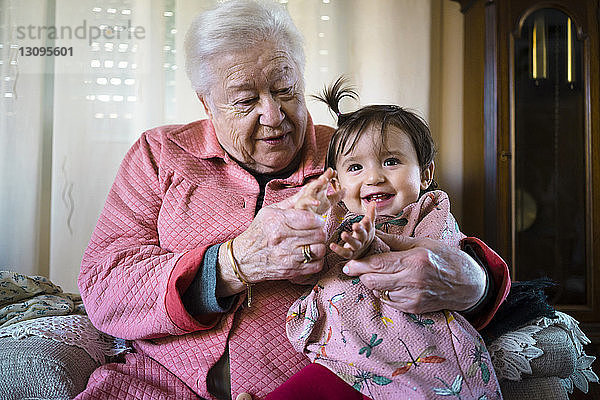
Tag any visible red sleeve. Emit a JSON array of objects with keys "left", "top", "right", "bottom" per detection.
[
  {"left": 460, "top": 237, "right": 511, "bottom": 330},
  {"left": 166, "top": 248, "right": 222, "bottom": 331}
]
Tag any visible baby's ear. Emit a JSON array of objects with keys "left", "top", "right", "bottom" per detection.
[{"left": 420, "top": 161, "right": 435, "bottom": 190}]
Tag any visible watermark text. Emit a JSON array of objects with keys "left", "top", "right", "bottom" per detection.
[{"left": 16, "top": 20, "right": 145, "bottom": 46}]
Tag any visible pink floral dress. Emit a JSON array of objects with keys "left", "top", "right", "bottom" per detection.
[{"left": 286, "top": 190, "right": 502, "bottom": 400}]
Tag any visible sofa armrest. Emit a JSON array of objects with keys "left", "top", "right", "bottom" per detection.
[
  {"left": 0, "top": 335, "right": 99, "bottom": 400},
  {"left": 492, "top": 325, "right": 576, "bottom": 400},
  {"left": 529, "top": 326, "right": 577, "bottom": 379},
  {"left": 489, "top": 311, "right": 599, "bottom": 399},
  {"left": 0, "top": 314, "right": 130, "bottom": 399},
  {"left": 500, "top": 376, "right": 569, "bottom": 400}
]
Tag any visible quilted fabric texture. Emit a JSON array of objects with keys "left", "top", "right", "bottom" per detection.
[
  {"left": 82, "top": 353, "right": 200, "bottom": 400},
  {"left": 78, "top": 117, "right": 331, "bottom": 399},
  {"left": 229, "top": 281, "right": 310, "bottom": 397}
]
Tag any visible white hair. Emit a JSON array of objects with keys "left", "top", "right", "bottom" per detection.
[{"left": 184, "top": 0, "right": 305, "bottom": 97}]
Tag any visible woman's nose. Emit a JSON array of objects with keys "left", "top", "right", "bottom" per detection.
[{"left": 258, "top": 95, "right": 284, "bottom": 127}]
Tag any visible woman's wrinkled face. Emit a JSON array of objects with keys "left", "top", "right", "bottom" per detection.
[{"left": 201, "top": 41, "right": 308, "bottom": 175}]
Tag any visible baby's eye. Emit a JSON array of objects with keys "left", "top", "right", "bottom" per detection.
[
  {"left": 383, "top": 158, "right": 401, "bottom": 166},
  {"left": 347, "top": 164, "right": 362, "bottom": 172}
]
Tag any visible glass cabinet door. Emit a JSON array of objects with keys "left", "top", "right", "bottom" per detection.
[{"left": 513, "top": 8, "right": 588, "bottom": 305}]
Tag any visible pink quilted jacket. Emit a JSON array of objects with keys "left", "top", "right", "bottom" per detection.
[
  {"left": 79, "top": 116, "right": 510, "bottom": 399},
  {"left": 79, "top": 117, "right": 333, "bottom": 399}
]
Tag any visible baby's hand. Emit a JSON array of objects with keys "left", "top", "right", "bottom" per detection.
[
  {"left": 330, "top": 202, "right": 376, "bottom": 259},
  {"left": 294, "top": 168, "right": 343, "bottom": 214}
]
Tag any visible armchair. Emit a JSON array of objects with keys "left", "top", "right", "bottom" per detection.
[{"left": 0, "top": 273, "right": 597, "bottom": 399}]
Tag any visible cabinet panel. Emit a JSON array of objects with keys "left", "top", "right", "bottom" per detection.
[{"left": 456, "top": 0, "right": 600, "bottom": 340}]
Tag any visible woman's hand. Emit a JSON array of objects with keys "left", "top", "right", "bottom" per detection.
[
  {"left": 215, "top": 170, "right": 343, "bottom": 296},
  {"left": 216, "top": 207, "right": 326, "bottom": 296},
  {"left": 342, "top": 232, "right": 486, "bottom": 314},
  {"left": 329, "top": 202, "right": 376, "bottom": 260}
]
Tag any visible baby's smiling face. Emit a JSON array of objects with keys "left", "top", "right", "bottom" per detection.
[{"left": 335, "top": 125, "right": 433, "bottom": 216}]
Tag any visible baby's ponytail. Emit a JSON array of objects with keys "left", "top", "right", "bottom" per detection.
[{"left": 312, "top": 76, "right": 358, "bottom": 126}]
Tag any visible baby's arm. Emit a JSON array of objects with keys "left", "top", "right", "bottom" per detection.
[{"left": 330, "top": 202, "right": 376, "bottom": 259}]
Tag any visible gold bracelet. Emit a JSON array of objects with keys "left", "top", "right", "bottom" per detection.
[{"left": 225, "top": 239, "right": 253, "bottom": 308}]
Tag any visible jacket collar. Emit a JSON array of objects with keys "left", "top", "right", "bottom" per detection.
[{"left": 168, "top": 119, "right": 226, "bottom": 160}]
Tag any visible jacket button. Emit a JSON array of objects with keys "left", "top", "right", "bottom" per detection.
[{"left": 235, "top": 393, "right": 252, "bottom": 400}]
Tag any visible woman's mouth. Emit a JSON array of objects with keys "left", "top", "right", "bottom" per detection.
[{"left": 260, "top": 133, "right": 288, "bottom": 145}]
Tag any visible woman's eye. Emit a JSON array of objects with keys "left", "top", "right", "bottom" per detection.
[
  {"left": 383, "top": 158, "right": 400, "bottom": 166},
  {"left": 274, "top": 87, "right": 293, "bottom": 96},
  {"left": 236, "top": 98, "right": 257, "bottom": 107},
  {"left": 347, "top": 164, "right": 362, "bottom": 172}
]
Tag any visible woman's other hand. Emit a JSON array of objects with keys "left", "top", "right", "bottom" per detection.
[{"left": 341, "top": 232, "right": 486, "bottom": 314}]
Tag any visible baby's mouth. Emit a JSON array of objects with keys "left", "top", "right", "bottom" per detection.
[{"left": 363, "top": 193, "right": 394, "bottom": 203}]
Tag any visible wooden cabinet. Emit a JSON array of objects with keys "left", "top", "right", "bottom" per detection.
[{"left": 454, "top": 0, "right": 600, "bottom": 342}]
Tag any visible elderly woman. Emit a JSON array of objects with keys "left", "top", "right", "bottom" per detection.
[{"left": 76, "top": 1, "right": 509, "bottom": 400}]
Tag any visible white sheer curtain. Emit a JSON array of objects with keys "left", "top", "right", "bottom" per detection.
[
  {"left": 0, "top": 0, "right": 463, "bottom": 293},
  {"left": 1, "top": 0, "right": 52, "bottom": 282}
]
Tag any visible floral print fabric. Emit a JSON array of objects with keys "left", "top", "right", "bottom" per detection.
[
  {"left": 0, "top": 271, "right": 85, "bottom": 328},
  {"left": 286, "top": 191, "right": 502, "bottom": 399}
]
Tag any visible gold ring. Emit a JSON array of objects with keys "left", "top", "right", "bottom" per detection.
[
  {"left": 380, "top": 290, "right": 391, "bottom": 302},
  {"left": 302, "top": 244, "right": 313, "bottom": 264}
]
